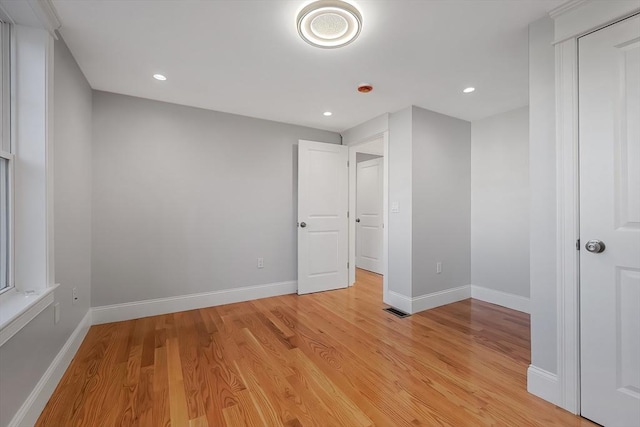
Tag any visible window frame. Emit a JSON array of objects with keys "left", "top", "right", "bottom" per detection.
[{"left": 0, "top": 21, "right": 13, "bottom": 295}]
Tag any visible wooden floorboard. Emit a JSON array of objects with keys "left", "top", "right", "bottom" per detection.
[{"left": 36, "top": 269, "right": 595, "bottom": 426}]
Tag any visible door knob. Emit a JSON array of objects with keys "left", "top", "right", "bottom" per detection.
[
  {"left": 585, "top": 240, "right": 605, "bottom": 253},
  {"left": 355, "top": 218, "right": 360, "bottom": 223},
  {"left": 300, "top": 222, "right": 307, "bottom": 228}
]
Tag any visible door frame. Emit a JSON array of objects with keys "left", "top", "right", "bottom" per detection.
[
  {"left": 551, "top": 2, "right": 640, "bottom": 415},
  {"left": 347, "top": 132, "right": 388, "bottom": 301}
]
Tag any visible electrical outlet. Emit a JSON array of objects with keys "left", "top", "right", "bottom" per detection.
[
  {"left": 72, "top": 287, "right": 78, "bottom": 305},
  {"left": 54, "top": 303, "right": 60, "bottom": 324},
  {"left": 436, "top": 262, "right": 442, "bottom": 274},
  {"left": 257, "top": 257, "right": 264, "bottom": 269}
]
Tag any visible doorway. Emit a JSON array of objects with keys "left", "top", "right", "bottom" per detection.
[
  {"left": 348, "top": 133, "right": 389, "bottom": 302},
  {"left": 355, "top": 154, "right": 383, "bottom": 274}
]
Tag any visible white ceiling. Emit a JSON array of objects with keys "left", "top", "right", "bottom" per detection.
[{"left": 52, "top": 0, "right": 564, "bottom": 132}]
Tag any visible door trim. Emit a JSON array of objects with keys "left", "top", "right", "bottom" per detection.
[
  {"left": 555, "top": 35, "right": 580, "bottom": 415},
  {"left": 347, "top": 132, "right": 389, "bottom": 303},
  {"left": 552, "top": 7, "right": 640, "bottom": 415}
]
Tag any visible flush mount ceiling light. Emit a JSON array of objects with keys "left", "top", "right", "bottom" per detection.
[
  {"left": 323, "top": 111, "right": 333, "bottom": 116},
  {"left": 463, "top": 87, "right": 475, "bottom": 93},
  {"left": 297, "top": 1, "right": 362, "bottom": 49},
  {"left": 153, "top": 74, "right": 167, "bottom": 81}
]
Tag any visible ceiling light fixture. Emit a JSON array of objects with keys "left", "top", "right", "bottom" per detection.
[
  {"left": 153, "top": 74, "right": 167, "bottom": 81},
  {"left": 323, "top": 111, "right": 333, "bottom": 116},
  {"left": 463, "top": 87, "right": 475, "bottom": 93},
  {"left": 297, "top": 1, "right": 362, "bottom": 49}
]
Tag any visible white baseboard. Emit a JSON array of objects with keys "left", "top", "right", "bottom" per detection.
[
  {"left": 385, "top": 290, "right": 413, "bottom": 314},
  {"left": 386, "top": 285, "right": 472, "bottom": 315},
  {"left": 9, "top": 309, "right": 92, "bottom": 427},
  {"left": 411, "top": 285, "right": 471, "bottom": 313},
  {"left": 471, "top": 285, "right": 530, "bottom": 314},
  {"left": 92, "top": 280, "right": 298, "bottom": 325},
  {"left": 527, "top": 365, "right": 560, "bottom": 406}
]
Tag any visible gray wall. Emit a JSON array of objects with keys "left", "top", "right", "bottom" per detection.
[
  {"left": 471, "top": 107, "right": 530, "bottom": 297},
  {"left": 388, "top": 107, "right": 413, "bottom": 298},
  {"left": 411, "top": 106, "right": 471, "bottom": 297},
  {"left": 91, "top": 92, "right": 340, "bottom": 307},
  {"left": 0, "top": 37, "right": 92, "bottom": 426},
  {"left": 356, "top": 153, "right": 382, "bottom": 163},
  {"left": 529, "top": 16, "right": 557, "bottom": 374},
  {"left": 342, "top": 114, "right": 389, "bottom": 145}
]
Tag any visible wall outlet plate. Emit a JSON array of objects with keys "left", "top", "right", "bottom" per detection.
[{"left": 54, "top": 303, "right": 60, "bottom": 324}]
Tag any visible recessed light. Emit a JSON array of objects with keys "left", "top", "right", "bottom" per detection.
[
  {"left": 323, "top": 111, "right": 333, "bottom": 116},
  {"left": 297, "top": 1, "right": 363, "bottom": 49},
  {"left": 463, "top": 87, "right": 475, "bottom": 93},
  {"left": 153, "top": 74, "right": 167, "bottom": 81}
]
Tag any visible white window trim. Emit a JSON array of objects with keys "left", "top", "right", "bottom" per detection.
[
  {"left": 0, "top": 20, "right": 12, "bottom": 296},
  {"left": 0, "top": 149, "right": 14, "bottom": 297},
  {"left": 0, "top": 283, "right": 58, "bottom": 346},
  {"left": 0, "top": 0, "right": 58, "bottom": 346}
]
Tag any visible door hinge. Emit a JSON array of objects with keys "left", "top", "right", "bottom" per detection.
[
  {"left": 347, "top": 211, "right": 349, "bottom": 218},
  {"left": 576, "top": 239, "right": 580, "bottom": 250},
  {"left": 347, "top": 160, "right": 350, "bottom": 167},
  {"left": 347, "top": 261, "right": 349, "bottom": 269}
]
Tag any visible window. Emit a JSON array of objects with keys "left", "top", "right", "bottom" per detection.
[{"left": 0, "top": 21, "right": 12, "bottom": 294}]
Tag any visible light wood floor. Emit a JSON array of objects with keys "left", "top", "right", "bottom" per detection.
[{"left": 37, "top": 269, "right": 595, "bottom": 426}]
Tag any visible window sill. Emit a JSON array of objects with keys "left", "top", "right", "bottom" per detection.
[{"left": 0, "top": 284, "right": 59, "bottom": 347}]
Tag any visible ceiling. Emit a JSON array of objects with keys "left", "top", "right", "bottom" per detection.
[{"left": 52, "top": 0, "right": 564, "bottom": 133}]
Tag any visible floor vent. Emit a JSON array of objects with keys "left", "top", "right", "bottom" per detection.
[{"left": 383, "top": 307, "right": 410, "bottom": 318}]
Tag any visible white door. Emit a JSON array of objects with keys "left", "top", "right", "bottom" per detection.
[
  {"left": 579, "top": 15, "right": 640, "bottom": 427},
  {"left": 297, "top": 140, "right": 348, "bottom": 295},
  {"left": 356, "top": 158, "right": 383, "bottom": 274}
]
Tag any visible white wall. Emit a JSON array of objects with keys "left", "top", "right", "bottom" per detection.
[
  {"left": 342, "top": 114, "right": 389, "bottom": 145},
  {"left": 356, "top": 153, "right": 382, "bottom": 163},
  {"left": 529, "top": 16, "right": 557, "bottom": 374},
  {"left": 387, "top": 107, "right": 413, "bottom": 302},
  {"left": 387, "top": 105, "right": 471, "bottom": 312},
  {"left": 471, "top": 107, "right": 529, "bottom": 298},
  {"left": 412, "top": 106, "right": 471, "bottom": 297},
  {"left": 0, "top": 36, "right": 92, "bottom": 427},
  {"left": 52, "top": 36, "right": 93, "bottom": 329},
  {"left": 91, "top": 92, "right": 340, "bottom": 307}
]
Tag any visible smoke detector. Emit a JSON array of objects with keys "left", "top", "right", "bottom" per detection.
[{"left": 357, "top": 83, "right": 373, "bottom": 93}]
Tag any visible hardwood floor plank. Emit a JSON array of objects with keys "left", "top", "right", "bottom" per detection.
[
  {"left": 166, "top": 335, "right": 189, "bottom": 426},
  {"left": 224, "top": 390, "right": 271, "bottom": 427},
  {"left": 233, "top": 359, "right": 286, "bottom": 427},
  {"left": 36, "top": 269, "right": 596, "bottom": 426},
  {"left": 289, "top": 348, "right": 373, "bottom": 427},
  {"left": 152, "top": 345, "right": 171, "bottom": 427},
  {"left": 175, "top": 311, "right": 207, "bottom": 421}
]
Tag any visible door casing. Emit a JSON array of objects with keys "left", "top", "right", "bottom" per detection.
[{"left": 550, "top": 4, "right": 640, "bottom": 415}]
